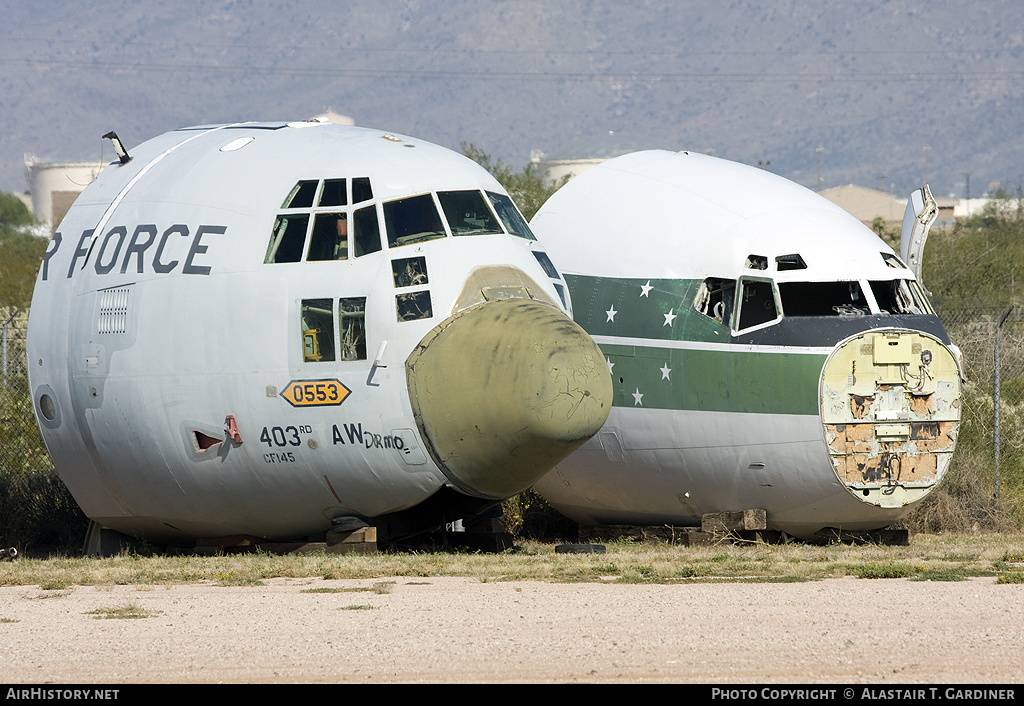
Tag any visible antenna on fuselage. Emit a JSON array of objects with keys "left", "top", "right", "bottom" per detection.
[{"left": 103, "top": 131, "right": 132, "bottom": 165}]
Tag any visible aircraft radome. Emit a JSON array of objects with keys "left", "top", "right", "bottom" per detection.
[
  {"left": 27, "top": 119, "right": 612, "bottom": 551},
  {"left": 530, "top": 150, "right": 961, "bottom": 540}
]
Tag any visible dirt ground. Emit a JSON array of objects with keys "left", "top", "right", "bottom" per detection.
[{"left": 1, "top": 576, "right": 1021, "bottom": 684}]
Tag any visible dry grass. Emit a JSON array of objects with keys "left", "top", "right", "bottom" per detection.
[{"left": 1, "top": 533, "right": 1023, "bottom": 588}]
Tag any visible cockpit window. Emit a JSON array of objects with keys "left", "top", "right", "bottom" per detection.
[
  {"left": 353, "top": 177, "right": 373, "bottom": 204},
  {"left": 870, "top": 279, "right": 932, "bottom": 315},
  {"left": 352, "top": 205, "right": 381, "bottom": 257},
  {"left": 301, "top": 298, "right": 336, "bottom": 362},
  {"left": 532, "top": 251, "right": 560, "bottom": 279},
  {"left": 744, "top": 254, "right": 768, "bottom": 270},
  {"left": 486, "top": 191, "right": 536, "bottom": 240},
  {"left": 776, "top": 254, "right": 807, "bottom": 271},
  {"left": 318, "top": 179, "right": 347, "bottom": 207},
  {"left": 283, "top": 180, "right": 318, "bottom": 209},
  {"left": 778, "top": 281, "right": 868, "bottom": 317},
  {"left": 693, "top": 277, "right": 735, "bottom": 327},
  {"left": 736, "top": 278, "right": 779, "bottom": 330},
  {"left": 384, "top": 194, "right": 447, "bottom": 247},
  {"left": 307, "top": 213, "right": 348, "bottom": 261},
  {"left": 437, "top": 190, "right": 503, "bottom": 236},
  {"left": 265, "top": 214, "right": 309, "bottom": 263},
  {"left": 881, "top": 252, "right": 905, "bottom": 269}
]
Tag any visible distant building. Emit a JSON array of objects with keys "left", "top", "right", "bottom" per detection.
[
  {"left": 534, "top": 155, "right": 609, "bottom": 186},
  {"left": 24, "top": 157, "right": 107, "bottom": 235},
  {"left": 819, "top": 184, "right": 906, "bottom": 228},
  {"left": 819, "top": 184, "right": 957, "bottom": 229},
  {"left": 532, "top": 131, "right": 676, "bottom": 187}
]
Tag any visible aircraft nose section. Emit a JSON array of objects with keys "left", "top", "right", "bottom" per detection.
[
  {"left": 406, "top": 298, "right": 612, "bottom": 499},
  {"left": 820, "top": 329, "right": 962, "bottom": 508}
]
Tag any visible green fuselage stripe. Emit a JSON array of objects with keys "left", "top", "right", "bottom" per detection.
[
  {"left": 564, "top": 274, "right": 827, "bottom": 414},
  {"left": 600, "top": 342, "right": 826, "bottom": 415}
]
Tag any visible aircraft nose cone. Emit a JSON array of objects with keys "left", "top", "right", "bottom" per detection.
[{"left": 406, "top": 298, "right": 612, "bottom": 499}]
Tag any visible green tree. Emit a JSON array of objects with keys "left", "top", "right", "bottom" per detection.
[
  {"left": 460, "top": 143, "right": 570, "bottom": 220},
  {"left": 0, "top": 191, "right": 33, "bottom": 229},
  {"left": 0, "top": 193, "right": 46, "bottom": 310}
]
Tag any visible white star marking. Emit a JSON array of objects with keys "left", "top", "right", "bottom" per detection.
[
  {"left": 663, "top": 309, "right": 677, "bottom": 326},
  {"left": 607, "top": 357, "right": 615, "bottom": 373},
  {"left": 606, "top": 305, "right": 618, "bottom": 322},
  {"left": 660, "top": 363, "right": 672, "bottom": 380},
  {"left": 640, "top": 281, "right": 653, "bottom": 297},
  {"left": 632, "top": 388, "right": 644, "bottom": 405}
]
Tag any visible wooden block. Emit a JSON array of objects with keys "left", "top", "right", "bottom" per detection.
[{"left": 701, "top": 509, "right": 767, "bottom": 533}]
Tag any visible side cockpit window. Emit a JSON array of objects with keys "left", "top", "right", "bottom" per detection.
[
  {"left": 338, "top": 297, "right": 367, "bottom": 361},
  {"left": 266, "top": 178, "right": 379, "bottom": 263},
  {"left": 283, "top": 180, "right": 317, "bottom": 209},
  {"left": 301, "top": 297, "right": 368, "bottom": 363},
  {"left": 736, "top": 278, "right": 779, "bottom": 330},
  {"left": 301, "top": 298, "right": 336, "bottom": 362},
  {"left": 486, "top": 191, "right": 536, "bottom": 240},
  {"left": 694, "top": 277, "right": 736, "bottom": 327},
  {"left": 266, "top": 214, "right": 309, "bottom": 263},
  {"left": 870, "top": 279, "right": 932, "bottom": 315}
]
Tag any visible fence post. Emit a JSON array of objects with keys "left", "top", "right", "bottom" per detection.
[
  {"left": 994, "top": 305, "right": 1014, "bottom": 504},
  {"left": 1, "top": 308, "right": 19, "bottom": 388}
]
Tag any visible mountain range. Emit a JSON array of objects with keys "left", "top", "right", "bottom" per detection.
[{"left": 2, "top": 0, "right": 1022, "bottom": 201}]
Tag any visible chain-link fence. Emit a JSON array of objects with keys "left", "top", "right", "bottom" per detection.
[
  {"left": 933, "top": 307, "right": 1024, "bottom": 527},
  {"left": 0, "top": 306, "right": 85, "bottom": 554},
  {"left": 3, "top": 304, "right": 1024, "bottom": 547}
]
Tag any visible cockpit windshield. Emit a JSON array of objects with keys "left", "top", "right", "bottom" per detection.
[
  {"left": 486, "top": 191, "right": 536, "bottom": 240},
  {"left": 870, "top": 279, "right": 932, "bottom": 315},
  {"left": 384, "top": 194, "right": 447, "bottom": 247},
  {"left": 437, "top": 190, "right": 503, "bottom": 236},
  {"left": 778, "top": 281, "right": 869, "bottom": 317}
]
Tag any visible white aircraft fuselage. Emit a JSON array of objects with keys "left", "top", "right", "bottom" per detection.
[
  {"left": 531, "top": 151, "right": 961, "bottom": 539},
  {"left": 27, "top": 121, "right": 612, "bottom": 545}
]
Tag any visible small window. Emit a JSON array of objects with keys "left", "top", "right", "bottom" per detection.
[
  {"left": 736, "top": 279, "right": 779, "bottom": 330},
  {"left": 338, "top": 297, "right": 367, "bottom": 361},
  {"left": 318, "top": 179, "right": 348, "bottom": 207},
  {"left": 396, "top": 291, "right": 432, "bottom": 321},
  {"left": 776, "top": 254, "right": 807, "bottom": 271},
  {"left": 532, "top": 251, "right": 560, "bottom": 279},
  {"left": 392, "top": 256, "right": 428, "bottom": 287},
  {"left": 778, "top": 281, "right": 868, "bottom": 317},
  {"left": 353, "top": 205, "right": 382, "bottom": 257},
  {"left": 437, "top": 190, "right": 503, "bottom": 236},
  {"left": 486, "top": 191, "right": 536, "bottom": 240},
  {"left": 881, "top": 252, "right": 905, "bottom": 269},
  {"left": 307, "top": 213, "right": 348, "bottom": 261},
  {"left": 283, "top": 180, "right": 318, "bottom": 209},
  {"left": 384, "top": 194, "right": 447, "bottom": 247},
  {"left": 352, "top": 177, "right": 373, "bottom": 204},
  {"left": 693, "top": 277, "right": 735, "bottom": 326},
  {"left": 745, "top": 254, "right": 768, "bottom": 270},
  {"left": 265, "top": 214, "right": 309, "bottom": 263},
  {"left": 301, "top": 298, "right": 335, "bottom": 362},
  {"left": 553, "top": 282, "right": 567, "bottom": 308}
]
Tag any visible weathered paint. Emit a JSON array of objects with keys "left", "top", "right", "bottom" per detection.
[
  {"left": 820, "top": 329, "right": 961, "bottom": 508},
  {"left": 530, "top": 149, "right": 963, "bottom": 539},
  {"left": 406, "top": 297, "right": 611, "bottom": 499}
]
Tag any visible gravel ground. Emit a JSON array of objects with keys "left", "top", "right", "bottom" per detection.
[{"left": 0, "top": 576, "right": 1021, "bottom": 683}]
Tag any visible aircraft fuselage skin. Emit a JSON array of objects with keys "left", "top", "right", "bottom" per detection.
[
  {"left": 531, "top": 150, "right": 961, "bottom": 540},
  {"left": 27, "top": 121, "right": 611, "bottom": 545}
]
